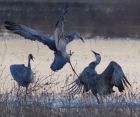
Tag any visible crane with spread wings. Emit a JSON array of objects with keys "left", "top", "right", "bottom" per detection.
[
  {"left": 5, "top": 6, "right": 84, "bottom": 72},
  {"left": 68, "top": 50, "right": 131, "bottom": 104}
]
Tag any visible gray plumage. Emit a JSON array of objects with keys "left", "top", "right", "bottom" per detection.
[
  {"left": 10, "top": 54, "right": 34, "bottom": 98},
  {"left": 5, "top": 7, "right": 84, "bottom": 71},
  {"left": 68, "top": 51, "right": 131, "bottom": 104}
]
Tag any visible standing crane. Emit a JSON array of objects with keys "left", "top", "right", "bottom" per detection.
[
  {"left": 10, "top": 54, "right": 34, "bottom": 99},
  {"left": 5, "top": 6, "right": 84, "bottom": 72},
  {"left": 68, "top": 50, "right": 131, "bottom": 104}
]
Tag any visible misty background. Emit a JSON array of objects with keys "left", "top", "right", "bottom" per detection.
[{"left": 0, "top": 0, "right": 140, "bottom": 38}]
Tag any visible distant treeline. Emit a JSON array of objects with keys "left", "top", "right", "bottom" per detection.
[{"left": 1, "top": 0, "right": 140, "bottom": 38}]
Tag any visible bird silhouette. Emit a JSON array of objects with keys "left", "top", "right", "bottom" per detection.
[
  {"left": 68, "top": 50, "right": 131, "bottom": 104},
  {"left": 10, "top": 54, "right": 34, "bottom": 99},
  {"left": 5, "top": 7, "right": 84, "bottom": 72}
]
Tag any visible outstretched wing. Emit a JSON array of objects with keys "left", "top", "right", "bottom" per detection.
[
  {"left": 54, "top": 24, "right": 65, "bottom": 51},
  {"left": 64, "top": 33, "right": 77, "bottom": 45},
  {"left": 54, "top": 5, "right": 77, "bottom": 52},
  {"left": 66, "top": 66, "right": 97, "bottom": 95},
  {"left": 100, "top": 61, "right": 131, "bottom": 92},
  {"left": 5, "top": 21, "right": 56, "bottom": 51},
  {"left": 54, "top": 7, "right": 67, "bottom": 52},
  {"left": 54, "top": 5, "right": 83, "bottom": 52},
  {"left": 55, "top": 3, "right": 69, "bottom": 28}
]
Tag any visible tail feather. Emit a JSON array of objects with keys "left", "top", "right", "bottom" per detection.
[
  {"left": 123, "top": 75, "right": 131, "bottom": 86},
  {"left": 5, "top": 21, "right": 17, "bottom": 27},
  {"left": 118, "top": 84, "right": 125, "bottom": 92}
]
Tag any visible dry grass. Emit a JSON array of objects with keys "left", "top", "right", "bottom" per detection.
[
  {"left": 0, "top": 76, "right": 139, "bottom": 117},
  {"left": 0, "top": 68, "right": 139, "bottom": 117},
  {"left": 0, "top": 98, "right": 139, "bottom": 117}
]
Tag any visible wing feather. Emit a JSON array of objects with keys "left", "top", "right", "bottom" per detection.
[
  {"left": 5, "top": 21, "right": 56, "bottom": 51},
  {"left": 10, "top": 64, "right": 30, "bottom": 82},
  {"left": 53, "top": 5, "right": 70, "bottom": 52},
  {"left": 101, "top": 61, "right": 131, "bottom": 92},
  {"left": 54, "top": 12, "right": 66, "bottom": 52}
]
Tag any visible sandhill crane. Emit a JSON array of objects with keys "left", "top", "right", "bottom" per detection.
[
  {"left": 10, "top": 54, "right": 34, "bottom": 99},
  {"left": 5, "top": 7, "right": 84, "bottom": 72},
  {"left": 68, "top": 50, "right": 131, "bottom": 104}
]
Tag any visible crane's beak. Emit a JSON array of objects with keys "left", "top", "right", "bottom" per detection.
[
  {"left": 91, "top": 50, "right": 97, "bottom": 55},
  {"left": 31, "top": 56, "right": 35, "bottom": 62}
]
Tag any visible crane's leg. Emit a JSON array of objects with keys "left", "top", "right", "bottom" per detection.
[
  {"left": 95, "top": 94, "right": 100, "bottom": 104},
  {"left": 100, "top": 95, "right": 104, "bottom": 104},
  {"left": 24, "top": 86, "right": 28, "bottom": 100},
  {"left": 17, "top": 85, "right": 20, "bottom": 98}
]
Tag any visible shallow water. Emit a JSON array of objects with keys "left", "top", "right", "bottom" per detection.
[{"left": 0, "top": 34, "right": 140, "bottom": 94}]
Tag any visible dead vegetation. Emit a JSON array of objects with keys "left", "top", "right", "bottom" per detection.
[{"left": 0, "top": 72, "right": 139, "bottom": 117}]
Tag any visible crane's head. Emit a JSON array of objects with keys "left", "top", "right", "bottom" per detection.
[
  {"left": 91, "top": 50, "right": 101, "bottom": 65},
  {"left": 28, "top": 54, "right": 34, "bottom": 61},
  {"left": 71, "top": 32, "right": 84, "bottom": 42}
]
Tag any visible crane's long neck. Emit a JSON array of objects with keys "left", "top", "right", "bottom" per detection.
[
  {"left": 95, "top": 54, "right": 101, "bottom": 66},
  {"left": 89, "top": 54, "right": 101, "bottom": 69},
  {"left": 28, "top": 57, "right": 31, "bottom": 69}
]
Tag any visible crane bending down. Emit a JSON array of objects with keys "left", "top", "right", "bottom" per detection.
[
  {"left": 5, "top": 7, "right": 84, "bottom": 72},
  {"left": 10, "top": 54, "right": 34, "bottom": 99},
  {"left": 68, "top": 51, "right": 131, "bottom": 104}
]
